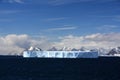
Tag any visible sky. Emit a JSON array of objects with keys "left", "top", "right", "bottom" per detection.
[{"left": 0, "top": 0, "right": 120, "bottom": 54}]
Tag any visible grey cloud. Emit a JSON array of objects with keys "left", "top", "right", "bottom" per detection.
[
  {"left": 0, "top": 34, "right": 29, "bottom": 55},
  {"left": 0, "top": 34, "right": 52, "bottom": 55}
]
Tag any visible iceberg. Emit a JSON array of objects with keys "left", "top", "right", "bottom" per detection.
[{"left": 23, "top": 47, "right": 98, "bottom": 58}]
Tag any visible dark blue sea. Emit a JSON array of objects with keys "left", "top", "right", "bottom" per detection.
[{"left": 0, "top": 56, "right": 120, "bottom": 80}]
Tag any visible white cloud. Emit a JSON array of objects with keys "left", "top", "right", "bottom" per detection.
[
  {"left": 3, "top": 0, "right": 24, "bottom": 4},
  {"left": 47, "top": 0, "right": 116, "bottom": 6},
  {"left": 0, "top": 10, "right": 20, "bottom": 14},
  {"left": 44, "top": 17, "right": 66, "bottom": 21},
  {"left": 14, "top": 0, "right": 23, "bottom": 3},
  {"left": 46, "top": 26, "right": 77, "bottom": 31},
  {"left": 97, "top": 25, "right": 118, "bottom": 31},
  {"left": 53, "top": 33, "right": 120, "bottom": 49},
  {"left": 48, "top": 0, "right": 95, "bottom": 6},
  {"left": 0, "top": 34, "right": 52, "bottom": 55},
  {"left": 48, "top": 0, "right": 79, "bottom": 6},
  {"left": 2, "top": 0, "right": 116, "bottom": 5},
  {"left": 0, "top": 33, "right": 120, "bottom": 55},
  {"left": 0, "top": 34, "right": 28, "bottom": 55}
]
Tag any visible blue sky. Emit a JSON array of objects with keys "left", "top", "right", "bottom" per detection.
[
  {"left": 0, "top": 0, "right": 120, "bottom": 54},
  {"left": 0, "top": 0, "right": 120, "bottom": 37}
]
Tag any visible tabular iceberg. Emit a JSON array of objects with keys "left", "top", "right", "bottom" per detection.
[{"left": 23, "top": 50, "right": 98, "bottom": 58}]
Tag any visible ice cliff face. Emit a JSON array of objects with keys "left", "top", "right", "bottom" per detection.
[{"left": 23, "top": 47, "right": 98, "bottom": 58}]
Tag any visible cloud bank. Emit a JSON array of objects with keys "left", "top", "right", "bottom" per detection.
[
  {"left": 54, "top": 33, "right": 120, "bottom": 49},
  {"left": 0, "top": 34, "right": 51, "bottom": 55},
  {"left": 0, "top": 33, "right": 120, "bottom": 55}
]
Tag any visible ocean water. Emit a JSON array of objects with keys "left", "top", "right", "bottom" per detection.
[{"left": 0, "top": 56, "right": 120, "bottom": 80}]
